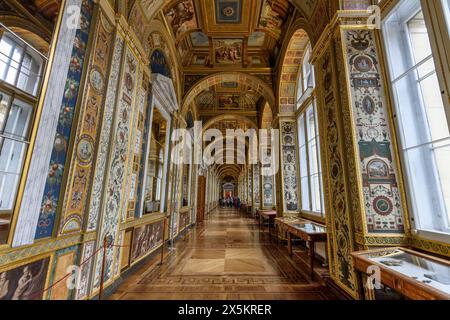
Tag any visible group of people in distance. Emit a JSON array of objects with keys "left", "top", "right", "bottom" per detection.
[{"left": 219, "top": 196, "right": 241, "bottom": 209}]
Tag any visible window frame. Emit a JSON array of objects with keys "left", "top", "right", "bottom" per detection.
[
  {"left": 0, "top": 26, "right": 47, "bottom": 245},
  {"left": 382, "top": 0, "right": 450, "bottom": 241},
  {"left": 296, "top": 96, "right": 325, "bottom": 220}
]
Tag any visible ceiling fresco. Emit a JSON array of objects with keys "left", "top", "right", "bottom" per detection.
[
  {"left": 195, "top": 82, "right": 262, "bottom": 114},
  {"left": 127, "top": 0, "right": 323, "bottom": 121},
  {"left": 162, "top": 0, "right": 293, "bottom": 70}
]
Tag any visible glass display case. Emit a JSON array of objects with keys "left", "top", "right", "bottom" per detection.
[{"left": 352, "top": 247, "right": 450, "bottom": 300}]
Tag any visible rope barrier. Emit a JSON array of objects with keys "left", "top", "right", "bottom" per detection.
[
  {"left": 24, "top": 217, "right": 180, "bottom": 300},
  {"left": 26, "top": 240, "right": 134, "bottom": 300}
]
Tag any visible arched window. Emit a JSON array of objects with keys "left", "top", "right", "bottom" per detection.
[
  {"left": 295, "top": 41, "right": 324, "bottom": 219},
  {"left": 297, "top": 43, "right": 314, "bottom": 103},
  {"left": 0, "top": 26, "right": 46, "bottom": 244}
]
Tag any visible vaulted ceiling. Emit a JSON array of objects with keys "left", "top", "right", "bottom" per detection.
[
  {"left": 0, "top": 0, "right": 62, "bottom": 53},
  {"left": 162, "top": 0, "right": 293, "bottom": 71},
  {"left": 158, "top": 0, "right": 299, "bottom": 124}
]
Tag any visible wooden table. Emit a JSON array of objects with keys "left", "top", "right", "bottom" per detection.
[
  {"left": 276, "top": 218, "right": 327, "bottom": 279},
  {"left": 258, "top": 210, "right": 277, "bottom": 241},
  {"left": 351, "top": 247, "right": 450, "bottom": 300}
]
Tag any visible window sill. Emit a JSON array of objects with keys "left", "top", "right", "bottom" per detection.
[
  {"left": 411, "top": 229, "right": 450, "bottom": 245},
  {"left": 299, "top": 211, "right": 325, "bottom": 224}
]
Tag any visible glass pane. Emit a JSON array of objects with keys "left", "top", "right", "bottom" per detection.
[
  {"left": 383, "top": 0, "right": 422, "bottom": 79},
  {"left": 309, "top": 138, "right": 318, "bottom": 175},
  {"left": 297, "top": 114, "right": 305, "bottom": 146},
  {"left": 392, "top": 74, "right": 430, "bottom": 149},
  {"left": 301, "top": 176, "right": 310, "bottom": 211},
  {"left": 299, "top": 145, "right": 308, "bottom": 178},
  {"left": 419, "top": 73, "right": 450, "bottom": 142},
  {"left": 306, "top": 104, "right": 316, "bottom": 140},
  {"left": 403, "top": 144, "right": 447, "bottom": 232},
  {"left": 407, "top": 11, "right": 432, "bottom": 65},
  {"left": 3, "top": 102, "right": 32, "bottom": 140},
  {"left": 442, "top": 0, "right": 450, "bottom": 36},
  {"left": 16, "top": 53, "right": 42, "bottom": 96},
  {"left": 310, "top": 174, "right": 321, "bottom": 213},
  {"left": 434, "top": 145, "right": 450, "bottom": 226},
  {"left": 0, "top": 139, "right": 28, "bottom": 211},
  {"left": 0, "top": 92, "right": 12, "bottom": 132}
]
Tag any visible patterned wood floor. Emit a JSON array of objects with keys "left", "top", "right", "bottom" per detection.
[{"left": 109, "top": 209, "right": 337, "bottom": 300}]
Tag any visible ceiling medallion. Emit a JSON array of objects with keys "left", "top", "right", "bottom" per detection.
[{"left": 222, "top": 6, "right": 235, "bottom": 17}]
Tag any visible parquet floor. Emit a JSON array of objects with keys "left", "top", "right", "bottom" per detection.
[{"left": 109, "top": 209, "right": 336, "bottom": 300}]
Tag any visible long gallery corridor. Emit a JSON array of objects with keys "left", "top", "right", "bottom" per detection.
[
  {"left": 109, "top": 209, "right": 336, "bottom": 300},
  {"left": 1, "top": 0, "right": 450, "bottom": 303}
]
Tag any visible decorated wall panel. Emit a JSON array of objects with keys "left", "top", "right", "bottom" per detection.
[
  {"left": 92, "top": 44, "right": 140, "bottom": 291},
  {"left": 59, "top": 11, "right": 115, "bottom": 235},
  {"left": 280, "top": 121, "right": 299, "bottom": 212},
  {"left": 122, "top": 75, "right": 148, "bottom": 222},
  {"left": 253, "top": 164, "right": 260, "bottom": 210},
  {"left": 47, "top": 245, "right": 78, "bottom": 300},
  {"left": 0, "top": 256, "right": 50, "bottom": 300},
  {"left": 315, "top": 39, "right": 356, "bottom": 297},
  {"left": 75, "top": 240, "right": 95, "bottom": 300},
  {"left": 34, "top": 0, "right": 94, "bottom": 239},
  {"left": 342, "top": 29, "right": 405, "bottom": 234},
  {"left": 86, "top": 34, "right": 125, "bottom": 232}
]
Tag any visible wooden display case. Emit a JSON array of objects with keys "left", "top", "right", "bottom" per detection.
[{"left": 351, "top": 247, "right": 450, "bottom": 300}]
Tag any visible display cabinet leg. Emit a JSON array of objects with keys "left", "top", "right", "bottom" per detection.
[
  {"left": 159, "top": 218, "right": 167, "bottom": 266},
  {"left": 356, "top": 271, "right": 366, "bottom": 300},
  {"left": 288, "top": 233, "right": 292, "bottom": 257},
  {"left": 309, "top": 241, "right": 315, "bottom": 280}
]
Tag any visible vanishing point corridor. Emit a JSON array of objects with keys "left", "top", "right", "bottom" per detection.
[{"left": 109, "top": 209, "right": 335, "bottom": 300}]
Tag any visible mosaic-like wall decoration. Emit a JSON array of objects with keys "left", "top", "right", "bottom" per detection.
[
  {"left": 247, "top": 165, "right": 252, "bottom": 205},
  {"left": 59, "top": 12, "right": 114, "bottom": 235},
  {"left": 279, "top": 29, "right": 309, "bottom": 114},
  {"left": 93, "top": 44, "right": 139, "bottom": 289},
  {"left": 122, "top": 76, "right": 147, "bottom": 222},
  {"left": 86, "top": 35, "right": 125, "bottom": 231},
  {"left": 253, "top": 164, "right": 260, "bottom": 210},
  {"left": 169, "top": 139, "right": 182, "bottom": 237},
  {"left": 47, "top": 245, "right": 78, "bottom": 300},
  {"left": 0, "top": 256, "right": 50, "bottom": 300},
  {"left": 134, "top": 86, "right": 152, "bottom": 218},
  {"left": 112, "top": 231, "right": 123, "bottom": 280},
  {"left": 342, "top": 30, "right": 405, "bottom": 234},
  {"left": 34, "top": 0, "right": 94, "bottom": 239},
  {"left": 315, "top": 38, "right": 357, "bottom": 297},
  {"left": 261, "top": 148, "right": 274, "bottom": 208},
  {"left": 280, "top": 121, "right": 299, "bottom": 212},
  {"left": 75, "top": 240, "right": 94, "bottom": 299}
]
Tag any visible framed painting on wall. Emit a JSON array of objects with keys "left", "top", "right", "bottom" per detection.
[{"left": 0, "top": 256, "right": 51, "bottom": 300}]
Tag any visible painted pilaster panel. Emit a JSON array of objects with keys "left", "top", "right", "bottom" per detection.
[
  {"left": 75, "top": 240, "right": 95, "bottom": 300},
  {"left": 314, "top": 31, "right": 358, "bottom": 298},
  {"left": 341, "top": 29, "right": 405, "bottom": 234},
  {"left": 247, "top": 165, "right": 253, "bottom": 207},
  {"left": 253, "top": 164, "right": 260, "bottom": 210},
  {"left": 280, "top": 120, "right": 299, "bottom": 213},
  {"left": 92, "top": 43, "right": 139, "bottom": 291},
  {"left": 86, "top": 33, "right": 125, "bottom": 232},
  {"left": 13, "top": 0, "right": 93, "bottom": 246},
  {"left": 121, "top": 71, "right": 146, "bottom": 223},
  {"left": 59, "top": 11, "right": 115, "bottom": 235}
]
